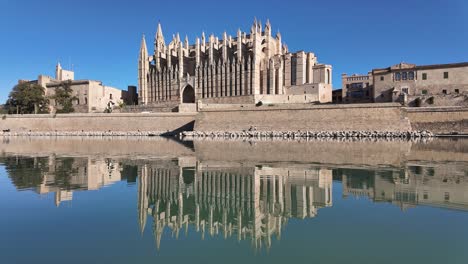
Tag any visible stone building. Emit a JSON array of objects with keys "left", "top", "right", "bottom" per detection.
[
  {"left": 340, "top": 72, "right": 373, "bottom": 103},
  {"left": 138, "top": 20, "right": 332, "bottom": 110},
  {"left": 372, "top": 62, "right": 468, "bottom": 105},
  {"left": 20, "top": 64, "right": 137, "bottom": 113}
]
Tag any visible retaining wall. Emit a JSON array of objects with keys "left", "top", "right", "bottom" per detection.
[
  {"left": 0, "top": 113, "right": 196, "bottom": 133},
  {"left": 404, "top": 107, "right": 468, "bottom": 134},
  {"left": 195, "top": 103, "right": 412, "bottom": 132}
]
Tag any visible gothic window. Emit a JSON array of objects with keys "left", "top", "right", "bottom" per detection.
[
  {"left": 408, "top": 72, "right": 415, "bottom": 80},
  {"left": 395, "top": 72, "right": 401, "bottom": 81}
]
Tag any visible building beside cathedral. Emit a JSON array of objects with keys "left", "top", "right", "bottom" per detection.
[
  {"left": 18, "top": 64, "right": 138, "bottom": 113},
  {"left": 138, "top": 20, "right": 333, "bottom": 110}
]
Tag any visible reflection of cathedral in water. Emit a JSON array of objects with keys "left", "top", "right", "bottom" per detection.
[{"left": 137, "top": 160, "right": 333, "bottom": 250}]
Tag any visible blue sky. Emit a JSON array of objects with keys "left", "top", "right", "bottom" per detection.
[{"left": 0, "top": 0, "right": 467, "bottom": 102}]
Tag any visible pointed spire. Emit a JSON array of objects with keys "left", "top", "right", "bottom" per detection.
[
  {"left": 155, "top": 22, "right": 165, "bottom": 54},
  {"left": 140, "top": 34, "right": 148, "bottom": 56},
  {"left": 266, "top": 19, "right": 271, "bottom": 28},
  {"left": 185, "top": 35, "right": 189, "bottom": 49},
  {"left": 156, "top": 21, "right": 164, "bottom": 41}
]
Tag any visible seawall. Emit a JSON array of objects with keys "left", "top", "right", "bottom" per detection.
[
  {"left": 0, "top": 113, "right": 196, "bottom": 134},
  {"left": 405, "top": 107, "right": 468, "bottom": 134},
  {"left": 0, "top": 104, "right": 466, "bottom": 136},
  {"left": 195, "top": 103, "right": 412, "bottom": 132}
]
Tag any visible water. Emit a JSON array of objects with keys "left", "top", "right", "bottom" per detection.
[{"left": 0, "top": 137, "right": 467, "bottom": 264}]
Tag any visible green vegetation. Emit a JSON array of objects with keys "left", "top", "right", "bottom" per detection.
[
  {"left": 51, "top": 81, "right": 77, "bottom": 113},
  {"left": 4, "top": 82, "right": 49, "bottom": 114}
]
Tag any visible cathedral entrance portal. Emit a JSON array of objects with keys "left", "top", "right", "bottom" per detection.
[{"left": 182, "top": 85, "right": 195, "bottom": 103}]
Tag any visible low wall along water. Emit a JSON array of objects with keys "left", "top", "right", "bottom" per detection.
[{"left": 0, "top": 104, "right": 466, "bottom": 136}]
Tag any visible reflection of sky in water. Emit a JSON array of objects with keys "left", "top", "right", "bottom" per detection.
[{"left": 0, "top": 138, "right": 468, "bottom": 263}]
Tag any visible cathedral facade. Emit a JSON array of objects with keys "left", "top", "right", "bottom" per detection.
[{"left": 138, "top": 20, "right": 332, "bottom": 107}]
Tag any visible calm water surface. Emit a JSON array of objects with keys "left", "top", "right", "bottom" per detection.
[{"left": 0, "top": 137, "right": 467, "bottom": 264}]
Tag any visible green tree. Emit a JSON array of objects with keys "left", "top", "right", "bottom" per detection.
[
  {"left": 5, "top": 82, "right": 49, "bottom": 114},
  {"left": 51, "top": 81, "right": 77, "bottom": 113}
]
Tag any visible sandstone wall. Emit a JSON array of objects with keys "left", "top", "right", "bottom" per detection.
[
  {"left": 0, "top": 113, "right": 196, "bottom": 133},
  {"left": 404, "top": 107, "right": 468, "bottom": 134},
  {"left": 195, "top": 103, "right": 411, "bottom": 132}
]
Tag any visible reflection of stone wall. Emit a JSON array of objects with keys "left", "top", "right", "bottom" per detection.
[
  {"left": 194, "top": 140, "right": 413, "bottom": 168},
  {"left": 137, "top": 161, "right": 332, "bottom": 250},
  {"left": 340, "top": 164, "right": 468, "bottom": 211}
]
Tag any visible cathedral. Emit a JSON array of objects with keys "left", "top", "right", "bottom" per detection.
[{"left": 138, "top": 19, "right": 332, "bottom": 107}]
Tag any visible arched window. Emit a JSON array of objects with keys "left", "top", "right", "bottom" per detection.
[
  {"left": 408, "top": 72, "right": 415, "bottom": 80},
  {"left": 326, "top": 69, "right": 331, "bottom": 84}
]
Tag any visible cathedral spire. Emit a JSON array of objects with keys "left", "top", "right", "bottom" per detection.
[
  {"left": 155, "top": 22, "right": 165, "bottom": 53},
  {"left": 140, "top": 34, "right": 148, "bottom": 57}
]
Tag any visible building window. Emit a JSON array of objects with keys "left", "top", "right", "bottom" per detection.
[
  {"left": 402, "top": 88, "right": 409, "bottom": 94},
  {"left": 346, "top": 84, "right": 350, "bottom": 89},
  {"left": 380, "top": 76, "right": 384, "bottom": 81},
  {"left": 444, "top": 72, "right": 449, "bottom": 79},
  {"left": 85, "top": 98, "right": 88, "bottom": 105},
  {"left": 422, "top": 73, "right": 427, "bottom": 80},
  {"left": 423, "top": 192, "right": 428, "bottom": 200},
  {"left": 442, "top": 89, "right": 447, "bottom": 95},
  {"left": 395, "top": 72, "right": 401, "bottom": 81},
  {"left": 455, "top": 89, "right": 460, "bottom": 94},
  {"left": 402, "top": 72, "right": 408, "bottom": 80},
  {"left": 110, "top": 94, "right": 113, "bottom": 100},
  {"left": 408, "top": 72, "right": 415, "bottom": 80},
  {"left": 422, "top": 90, "right": 428, "bottom": 95}
]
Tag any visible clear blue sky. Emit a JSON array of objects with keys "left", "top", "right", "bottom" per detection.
[{"left": 1, "top": 0, "right": 467, "bottom": 102}]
